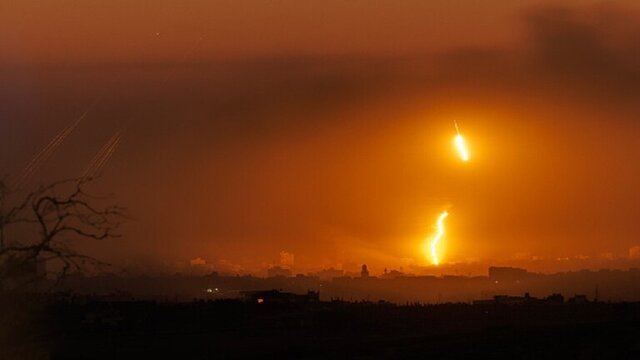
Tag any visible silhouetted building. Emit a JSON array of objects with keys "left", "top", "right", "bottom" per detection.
[
  {"left": 567, "top": 294, "right": 589, "bottom": 304},
  {"left": 474, "top": 292, "right": 565, "bottom": 305},
  {"left": 314, "top": 268, "right": 344, "bottom": 280},
  {"left": 380, "top": 269, "right": 405, "bottom": 279},
  {"left": 267, "top": 266, "right": 292, "bottom": 278},
  {"left": 494, "top": 294, "right": 528, "bottom": 305},
  {"left": 361, "top": 264, "right": 369, "bottom": 278},
  {"left": 544, "top": 293, "right": 564, "bottom": 304}
]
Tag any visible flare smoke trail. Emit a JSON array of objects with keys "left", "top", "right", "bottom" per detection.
[{"left": 83, "top": 132, "right": 121, "bottom": 179}]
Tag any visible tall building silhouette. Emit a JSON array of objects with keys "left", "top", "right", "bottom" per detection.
[{"left": 361, "top": 264, "right": 370, "bottom": 278}]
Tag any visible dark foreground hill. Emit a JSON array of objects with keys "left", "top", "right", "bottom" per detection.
[{"left": 3, "top": 296, "right": 640, "bottom": 359}]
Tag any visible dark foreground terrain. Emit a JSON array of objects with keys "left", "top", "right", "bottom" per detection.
[{"left": 3, "top": 296, "right": 640, "bottom": 359}]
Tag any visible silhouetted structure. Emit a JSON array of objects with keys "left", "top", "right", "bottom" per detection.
[
  {"left": 568, "top": 294, "right": 590, "bottom": 304},
  {"left": 474, "top": 292, "right": 565, "bottom": 305},
  {"left": 314, "top": 267, "right": 344, "bottom": 280},
  {"left": 267, "top": 266, "right": 292, "bottom": 278},
  {"left": 51, "top": 267, "right": 640, "bottom": 304},
  {"left": 361, "top": 264, "right": 370, "bottom": 278}
]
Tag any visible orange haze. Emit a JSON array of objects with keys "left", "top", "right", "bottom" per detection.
[{"left": 2, "top": 1, "right": 640, "bottom": 275}]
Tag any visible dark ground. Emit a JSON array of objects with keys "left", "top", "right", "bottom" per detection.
[{"left": 3, "top": 296, "right": 640, "bottom": 359}]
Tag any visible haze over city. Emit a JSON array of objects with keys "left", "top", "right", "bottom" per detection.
[
  {"left": 5, "top": 1, "right": 640, "bottom": 358},
  {"left": 2, "top": 0, "right": 640, "bottom": 277}
]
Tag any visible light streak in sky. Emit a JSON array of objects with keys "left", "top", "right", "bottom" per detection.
[
  {"left": 83, "top": 132, "right": 121, "bottom": 179},
  {"left": 12, "top": 30, "right": 206, "bottom": 190},
  {"left": 428, "top": 211, "right": 449, "bottom": 266},
  {"left": 453, "top": 120, "right": 469, "bottom": 162},
  {"left": 12, "top": 115, "right": 85, "bottom": 189}
]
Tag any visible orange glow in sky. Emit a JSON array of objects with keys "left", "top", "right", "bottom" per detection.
[{"left": 3, "top": 1, "right": 640, "bottom": 276}]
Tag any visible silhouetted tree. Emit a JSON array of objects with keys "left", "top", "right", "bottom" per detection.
[{"left": 0, "top": 178, "right": 127, "bottom": 291}]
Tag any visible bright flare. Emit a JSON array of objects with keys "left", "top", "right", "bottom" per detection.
[
  {"left": 453, "top": 120, "right": 469, "bottom": 162},
  {"left": 427, "top": 211, "right": 449, "bottom": 266},
  {"left": 455, "top": 134, "right": 469, "bottom": 161}
]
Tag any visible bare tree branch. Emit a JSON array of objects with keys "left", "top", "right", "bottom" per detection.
[{"left": 0, "top": 177, "right": 127, "bottom": 292}]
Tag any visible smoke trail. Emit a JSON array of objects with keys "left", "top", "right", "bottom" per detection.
[
  {"left": 12, "top": 114, "right": 86, "bottom": 189},
  {"left": 83, "top": 132, "right": 119, "bottom": 178},
  {"left": 83, "top": 132, "right": 121, "bottom": 179},
  {"left": 91, "top": 135, "right": 120, "bottom": 176},
  {"left": 16, "top": 127, "right": 67, "bottom": 184},
  {"left": 83, "top": 133, "right": 120, "bottom": 179},
  {"left": 13, "top": 32, "right": 205, "bottom": 189},
  {"left": 19, "top": 124, "right": 71, "bottom": 181}
]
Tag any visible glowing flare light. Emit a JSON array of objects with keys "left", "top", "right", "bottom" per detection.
[
  {"left": 425, "top": 211, "right": 449, "bottom": 266},
  {"left": 455, "top": 134, "right": 469, "bottom": 161},
  {"left": 453, "top": 120, "right": 469, "bottom": 162}
]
